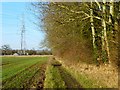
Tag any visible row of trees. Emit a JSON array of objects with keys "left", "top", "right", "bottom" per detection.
[
  {"left": 1, "top": 45, "right": 52, "bottom": 55},
  {"left": 35, "top": 1, "right": 119, "bottom": 66}
]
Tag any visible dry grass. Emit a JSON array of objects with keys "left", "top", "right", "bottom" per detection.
[{"left": 56, "top": 57, "right": 118, "bottom": 88}]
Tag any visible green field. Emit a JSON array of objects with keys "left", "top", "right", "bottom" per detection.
[
  {"left": 2, "top": 56, "right": 48, "bottom": 89},
  {"left": 1, "top": 56, "right": 106, "bottom": 89}
]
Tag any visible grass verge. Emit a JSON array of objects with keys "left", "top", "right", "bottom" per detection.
[
  {"left": 65, "top": 66, "right": 108, "bottom": 88},
  {"left": 44, "top": 65, "right": 66, "bottom": 88}
]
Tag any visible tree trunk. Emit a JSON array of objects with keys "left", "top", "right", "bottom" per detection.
[
  {"left": 109, "top": 0, "right": 114, "bottom": 23},
  {"left": 90, "top": 0, "right": 97, "bottom": 61},
  {"left": 109, "top": 0, "right": 115, "bottom": 64},
  {"left": 102, "top": 0, "right": 110, "bottom": 63}
]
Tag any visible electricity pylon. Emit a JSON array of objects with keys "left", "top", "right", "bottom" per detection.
[{"left": 20, "top": 14, "right": 26, "bottom": 55}]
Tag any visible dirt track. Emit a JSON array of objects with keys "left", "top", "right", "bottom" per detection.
[{"left": 57, "top": 66, "right": 83, "bottom": 89}]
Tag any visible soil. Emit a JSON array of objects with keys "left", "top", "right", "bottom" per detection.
[
  {"left": 36, "top": 64, "right": 46, "bottom": 89},
  {"left": 28, "top": 64, "right": 47, "bottom": 89}
]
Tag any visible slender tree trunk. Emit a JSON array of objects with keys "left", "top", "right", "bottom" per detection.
[
  {"left": 102, "top": 0, "right": 110, "bottom": 63},
  {"left": 109, "top": 0, "right": 114, "bottom": 23},
  {"left": 109, "top": 0, "right": 114, "bottom": 36},
  {"left": 90, "top": 0, "right": 97, "bottom": 61},
  {"left": 102, "top": 0, "right": 105, "bottom": 59},
  {"left": 109, "top": 0, "right": 114, "bottom": 64}
]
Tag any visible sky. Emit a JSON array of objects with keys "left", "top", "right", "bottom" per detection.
[{"left": 1, "top": 2, "right": 45, "bottom": 50}]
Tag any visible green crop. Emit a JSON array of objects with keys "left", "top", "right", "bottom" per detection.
[{"left": 2, "top": 56, "right": 48, "bottom": 88}]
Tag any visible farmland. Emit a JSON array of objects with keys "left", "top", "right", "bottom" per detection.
[
  {"left": 1, "top": 56, "right": 112, "bottom": 89},
  {"left": 2, "top": 56, "right": 48, "bottom": 89},
  {"left": 1, "top": 1, "right": 119, "bottom": 89}
]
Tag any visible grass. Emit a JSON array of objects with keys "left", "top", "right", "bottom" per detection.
[
  {"left": 65, "top": 66, "right": 108, "bottom": 88},
  {"left": 44, "top": 65, "right": 66, "bottom": 88},
  {"left": 2, "top": 56, "right": 48, "bottom": 88},
  {"left": 2, "top": 57, "right": 47, "bottom": 80},
  {"left": 3, "top": 63, "right": 43, "bottom": 88},
  {"left": 3, "top": 64, "right": 39, "bottom": 88},
  {"left": 2, "top": 56, "right": 109, "bottom": 88}
]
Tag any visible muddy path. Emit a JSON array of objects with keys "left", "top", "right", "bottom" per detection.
[{"left": 57, "top": 66, "right": 83, "bottom": 89}]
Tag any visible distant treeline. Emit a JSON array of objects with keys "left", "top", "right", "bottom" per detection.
[{"left": 0, "top": 49, "right": 52, "bottom": 55}]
